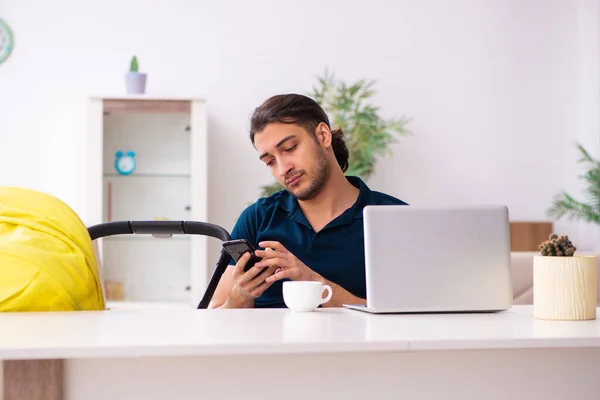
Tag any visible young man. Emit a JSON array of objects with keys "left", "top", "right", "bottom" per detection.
[{"left": 211, "top": 93, "right": 408, "bottom": 309}]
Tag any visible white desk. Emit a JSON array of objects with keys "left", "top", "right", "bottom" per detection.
[{"left": 1, "top": 305, "right": 600, "bottom": 400}]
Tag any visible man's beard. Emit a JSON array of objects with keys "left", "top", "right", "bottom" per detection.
[{"left": 289, "top": 148, "right": 331, "bottom": 201}]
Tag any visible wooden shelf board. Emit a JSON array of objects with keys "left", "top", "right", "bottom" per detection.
[{"left": 103, "top": 99, "right": 191, "bottom": 114}]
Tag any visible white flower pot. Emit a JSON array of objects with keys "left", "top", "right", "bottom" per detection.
[
  {"left": 125, "top": 72, "right": 147, "bottom": 94},
  {"left": 533, "top": 255, "right": 598, "bottom": 320}
]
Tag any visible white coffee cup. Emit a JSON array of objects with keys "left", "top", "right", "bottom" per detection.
[{"left": 283, "top": 281, "right": 333, "bottom": 312}]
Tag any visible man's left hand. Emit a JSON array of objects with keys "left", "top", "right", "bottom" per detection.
[{"left": 254, "top": 241, "right": 319, "bottom": 283}]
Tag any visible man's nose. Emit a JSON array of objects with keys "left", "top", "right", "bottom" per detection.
[{"left": 278, "top": 160, "right": 293, "bottom": 177}]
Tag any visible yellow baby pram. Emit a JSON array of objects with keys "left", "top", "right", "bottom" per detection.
[{"left": 0, "top": 187, "right": 232, "bottom": 312}]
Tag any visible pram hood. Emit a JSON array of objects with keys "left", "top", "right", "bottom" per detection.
[{"left": 0, "top": 186, "right": 105, "bottom": 311}]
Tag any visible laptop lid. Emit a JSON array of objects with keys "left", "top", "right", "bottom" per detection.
[{"left": 362, "top": 205, "right": 513, "bottom": 313}]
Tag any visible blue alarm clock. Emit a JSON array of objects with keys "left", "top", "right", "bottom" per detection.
[{"left": 115, "top": 151, "right": 136, "bottom": 175}]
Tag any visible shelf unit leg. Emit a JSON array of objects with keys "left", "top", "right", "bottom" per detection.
[{"left": 2, "top": 359, "right": 64, "bottom": 400}]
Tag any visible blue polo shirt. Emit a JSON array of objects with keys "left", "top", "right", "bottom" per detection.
[{"left": 228, "top": 176, "right": 408, "bottom": 308}]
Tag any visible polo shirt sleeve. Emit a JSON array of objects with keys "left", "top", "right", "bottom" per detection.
[{"left": 227, "top": 203, "right": 258, "bottom": 266}]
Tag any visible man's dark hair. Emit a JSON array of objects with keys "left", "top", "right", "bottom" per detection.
[{"left": 249, "top": 93, "right": 349, "bottom": 172}]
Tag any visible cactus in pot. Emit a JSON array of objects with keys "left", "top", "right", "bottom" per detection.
[
  {"left": 125, "top": 55, "right": 147, "bottom": 95},
  {"left": 533, "top": 233, "right": 597, "bottom": 320}
]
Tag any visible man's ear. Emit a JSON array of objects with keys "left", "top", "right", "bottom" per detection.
[{"left": 315, "top": 122, "right": 332, "bottom": 148}]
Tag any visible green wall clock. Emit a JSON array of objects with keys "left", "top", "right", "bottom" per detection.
[{"left": 0, "top": 19, "right": 13, "bottom": 65}]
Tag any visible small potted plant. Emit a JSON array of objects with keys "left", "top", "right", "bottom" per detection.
[
  {"left": 125, "top": 55, "right": 147, "bottom": 95},
  {"left": 533, "top": 233, "right": 598, "bottom": 320}
]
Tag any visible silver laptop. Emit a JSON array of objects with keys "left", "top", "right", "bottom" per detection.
[{"left": 344, "top": 205, "right": 514, "bottom": 314}]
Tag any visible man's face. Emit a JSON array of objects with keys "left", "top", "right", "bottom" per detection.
[{"left": 254, "top": 122, "right": 331, "bottom": 201}]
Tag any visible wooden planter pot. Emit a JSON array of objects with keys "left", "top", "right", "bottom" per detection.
[{"left": 533, "top": 255, "right": 598, "bottom": 320}]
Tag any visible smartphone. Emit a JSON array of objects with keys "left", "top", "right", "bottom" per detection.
[{"left": 222, "top": 239, "right": 262, "bottom": 272}]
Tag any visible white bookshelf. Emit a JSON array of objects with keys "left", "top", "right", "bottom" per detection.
[{"left": 86, "top": 96, "right": 208, "bottom": 309}]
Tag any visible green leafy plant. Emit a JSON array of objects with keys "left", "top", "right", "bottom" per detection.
[
  {"left": 538, "top": 233, "right": 576, "bottom": 256},
  {"left": 547, "top": 143, "right": 600, "bottom": 224},
  {"left": 129, "top": 56, "right": 139, "bottom": 72},
  {"left": 259, "top": 69, "right": 411, "bottom": 197}
]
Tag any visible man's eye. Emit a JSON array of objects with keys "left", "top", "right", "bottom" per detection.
[
  {"left": 266, "top": 160, "right": 274, "bottom": 166},
  {"left": 285, "top": 145, "right": 297, "bottom": 152}
]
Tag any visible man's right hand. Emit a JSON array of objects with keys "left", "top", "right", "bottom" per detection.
[{"left": 222, "top": 251, "right": 277, "bottom": 308}]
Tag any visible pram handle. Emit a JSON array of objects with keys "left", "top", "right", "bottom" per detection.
[
  {"left": 87, "top": 220, "right": 231, "bottom": 242},
  {"left": 86, "top": 220, "right": 233, "bottom": 309}
]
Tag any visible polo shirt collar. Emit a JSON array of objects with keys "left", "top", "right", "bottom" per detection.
[
  {"left": 346, "top": 176, "right": 372, "bottom": 219},
  {"left": 274, "top": 187, "right": 296, "bottom": 213},
  {"left": 275, "top": 176, "right": 372, "bottom": 228}
]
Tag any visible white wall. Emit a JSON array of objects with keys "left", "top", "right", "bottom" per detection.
[{"left": 1, "top": 0, "right": 600, "bottom": 249}]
